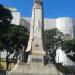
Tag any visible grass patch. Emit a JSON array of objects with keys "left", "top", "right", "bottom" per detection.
[
  {"left": 0, "top": 63, "right": 4, "bottom": 69},
  {"left": 0, "top": 62, "right": 15, "bottom": 70},
  {"left": 0, "top": 62, "right": 6, "bottom": 70}
]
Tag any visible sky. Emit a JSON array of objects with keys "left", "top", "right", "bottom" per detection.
[{"left": 0, "top": 0, "right": 75, "bottom": 18}]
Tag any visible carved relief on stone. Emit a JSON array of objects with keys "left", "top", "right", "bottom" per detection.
[{"left": 34, "top": 20, "right": 42, "bottom": 37}]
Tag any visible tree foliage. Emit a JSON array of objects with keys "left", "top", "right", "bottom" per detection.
[
  {"left": 1, "top": 24, "right": 29, "bottom": 53},
  {"left": 0, "top": 4, "right": 29, "bottom": 70},
  {"left": 2, "top": 24, "right": 29, "bottom": 70},
  {"left": 0, "top": 4, "right": 13, "bottom": 24},
  {"left": 0, "top": 4, "right": 13, "bottom": 35},
  {"left": 0, "top": 4, "right": 13, "bottom": 69},
  {"left": 44, "top": 28, "right": 64, "bottom": 63},
  {"left": 62, "top": 39, "right": 75, "bottom": 62}
]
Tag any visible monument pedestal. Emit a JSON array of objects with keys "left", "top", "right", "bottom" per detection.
[
  {"left": 7, "top": 62, "right": 62, "bottom": 75},
  {"left": 7, "top": 52, "right": 63, "bottom": 75},
  {"left": 28, "top": 53, "right": 44, "bottom": 64}
]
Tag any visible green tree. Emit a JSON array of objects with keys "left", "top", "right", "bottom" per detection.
[
  {"left": 62, "top": 39, "right": 75, "bottom": 62},
  {"left": 0, "top": 4, "right": 29, "bottom": 70},
  {"left": 0, "top": 4, "right": 13, "bottom": 67},
  {"left": 0, "top": 4, "right": 13, "bottom": 35},
  {"left": 44, "top": 28, "right": 64, "bottom": 64},
  {"left": 1, "top": 24, "right": 29, "bottom": 70},
  {"left": 0, "top": 4, "right": 13, "bottom": 24}
]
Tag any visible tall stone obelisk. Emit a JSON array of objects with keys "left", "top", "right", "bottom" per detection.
[
  {"left": 26, "top": 0, "right": 45, "bottom": 63},
  {"left": 7, "top": 1, "right": 61, "bottom": 75}
]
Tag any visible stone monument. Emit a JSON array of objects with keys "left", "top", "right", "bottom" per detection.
[
  {"left": 26, "top": 0, "right": 45, "bottom": 64},
  {"left": 7, "top": 0, "right": 62, "bottom": 75}
]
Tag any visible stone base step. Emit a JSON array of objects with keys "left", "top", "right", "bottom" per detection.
[{"left": 7, "top": 63, "right": 63, "bottom": 75}]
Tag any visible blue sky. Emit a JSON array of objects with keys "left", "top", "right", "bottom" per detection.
[{"left": 0, "top": 0, "right": 75, "bottom": 18}]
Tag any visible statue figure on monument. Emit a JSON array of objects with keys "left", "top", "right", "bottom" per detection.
[
  {"left": 34, "top": 0, "right": 42, "bottom": 3},
  {"left": 34, "top": 20, "right": 41, "bottom": 37},
  {"left": 36, "top": 20, "right": 41, "bottom": 32}
]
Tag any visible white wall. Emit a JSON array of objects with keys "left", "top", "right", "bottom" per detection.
[
  {"left": 56, "top": 48, "right": 66, "bottom": 64},
  {"left": 44, "top": 18, "right": 56, "bottom": 30},
  {"left": 11, "top": 11, "right": 21, "bottom": 25},
  {"left": 56, "top": 48, "right": 75, "bottom": 66},
  {"left": 56, "top": 17, "right": 73, "bottom": 38}
]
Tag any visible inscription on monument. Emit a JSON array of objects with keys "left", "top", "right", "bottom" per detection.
[
  {"left": 35, "top": 44, "right": 39, "bottom": 47},
  {"left": 32, "top": 58, "right": 42, "bottom": 62}
]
